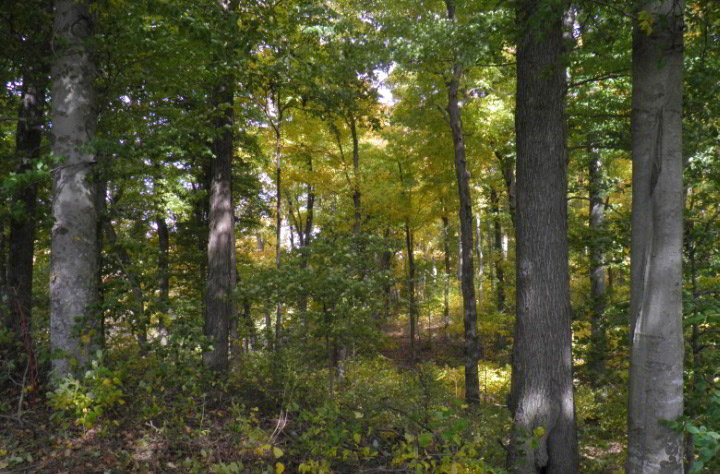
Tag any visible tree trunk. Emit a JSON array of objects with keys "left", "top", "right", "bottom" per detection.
[
  {"left": 587, "top": 146, "right": 607, "bottom": 381},
  {"left": 489, "top": 186, "right": 505, "bottom": 313},
  {"left": 105, "top": 220, "right": 147, "bottom": 350},
  {"left": 94, "top": 163, "right": 107, "bottom": 347},
  {"left": 442, "top": 215, "right": 451, "bottom": 338},
  {"left": 157, "top": 214, "right": 170, "bottom": 344},
  {"left": 509, "top": 0, "right": 577, "bottom": 472},
  {"left": 627, "top": 1, "right": 685, "bottom": 471},
  {"left": 405, "top": 221, "right": 417, "bottom": 359},
  {"left": 8, "top": 72, "right": 45, "bottom": 344},
  {"left": 350, "top": 116, "right": 361, "bottom": 235},
  {"left": 204, "top": 76, "right": 236, "bottom": 371},
  {"left": 50, "top": 0, "right": 99, "bottom": 380},
  {"left": 445, "top": 0, "right": 479, "bottom": 405}
]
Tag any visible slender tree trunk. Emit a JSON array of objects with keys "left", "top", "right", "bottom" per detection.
[
  {"left": 0, "top": 224, "right": 8, "bottom": 328},
  {"left": 627, "top": 1, "right": 685, "bottom": 471},
  {"left": 587, "top": 146, "right": 607, "bottom": 381},
  {"left": 50, "top": 0, "right": 99, "bottom": 380},
  {"left": 405, "top": 222, "right": 417, "bottom": 359},
  {"left": 509, "top": 0, "right": 577, "bottom": 472},
  {"left": 495, "top": 151, "right": 517, "bottom": 228},
  {"left": 350, "top": 116, "right": 361, "bottom": 235},
  {"left": 94, "top": 162, "right": 107, "bottom": 347},
  {"left": 274, "top": 123, "right": 283, "bottom": 346},
  {"left": 475, "top": 215, "right": 484, "bottom": 294},
  {"left": 204, "top": 76, "right": 236, "bottom": 370},
  {"left": 105, "top": 220, "right": 147, "bottom": 350},
  {"left": 298, "top": 157, "right": 314, "bottom": 318},
  {"left": 489, "top": 186, "right": 505, "bottom": 313},
  {"left": 684, "top": 232, "right": 700, "bottom": 472},
  {"left": 445, "top": 0, "right": 479, "bottom": 405},
  {"left": 442, "top": 215, "right": 451, "bottom": 338},
  {"left": 8, "top": 73, "right": 45, "bottom": 344},
  {"left": 157, "top": 214, "right": 170, "bottom": 344}
]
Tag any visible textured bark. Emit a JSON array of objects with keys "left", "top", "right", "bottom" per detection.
[
  {"left": 8, "top": 72, "right": 45, "bottom": 342},
  {"left": 204, "top": 78, "right": 236, "bottom": 371},
  {"left": 587, "top": 147, "right": 607, "bottom": 380},
  {"left": 489, "top": 186, "right": 505, "bottom": 313},
  {"left": 627, "top": 1, "right": 685, "bottom": 471},
  {"left": 509, "top": 0, "right": 577, "bottom": 472},
  {"left": 50, "top": 0, "right": 98, "bottom": 379},
  {"left": 203, "top": 0, "right": 239, "bottom": 370},
  {"left": 445, "top": 0, "right": 479, "bottom": 405}
]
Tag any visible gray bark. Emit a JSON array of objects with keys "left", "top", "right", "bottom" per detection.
[
  {"left": 50, "top": 0, "right": 98, "bottom": 379},
  {"left": 445, "top": 0, "right": 480, "bottom": 405},
  {"left": 627, "top": 0, "right": 685, "bottom": 471},
  {"left": 509, "top": 0, "right": 577, "bottom": 472},
  {"left": 587, "top": 146, "right": 608, "bottom": 380}
]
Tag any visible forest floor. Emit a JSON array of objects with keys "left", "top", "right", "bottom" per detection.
[{"left": 1, "top": 326, "right": 627, "bottom": 473}]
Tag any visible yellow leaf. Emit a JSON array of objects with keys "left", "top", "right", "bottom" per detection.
[
  {"left": 273, "top": 446, "right": 284, "bottom": 458},
  {"left": 353, "top": 411, "right": 363, "bottom": 419},
  {"left": 353, "top": 433, "right": 361, "bottom": 444},
  {"left": 275, "top": 462, "right": 285, "bottom": 474}
]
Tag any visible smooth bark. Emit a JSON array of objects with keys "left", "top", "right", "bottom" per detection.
[
  {"left": 627, "top": 1, "right": 685, "bottom": 471},
  {"left": 587, "top": 147, "right": 608, "bottom": 380},
  {"left": 50, "top": 0, "right": 98, "bottom": 379},
  {"left": 509, "top": 0, "right": 577, "bottom": 471}
]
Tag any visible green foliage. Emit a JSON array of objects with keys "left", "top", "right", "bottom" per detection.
[{"left": 47, "top": 353, "right": 124, "bottom": 429}]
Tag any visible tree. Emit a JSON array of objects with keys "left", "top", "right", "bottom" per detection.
[
  {"left": 509, "top": 0, "right": 578, "bottom": 471},
  {"left": 627, "top": 0, "right": 685, "bottom": 471},
  {"left": 49, "top": 0, "right": 98, "bottom": 379},
  {"left": 203, "top": 0, "right": 239, "bottom": 371},
  {"left": 444, "top": 0, "right": 480, "bottom": 404}
]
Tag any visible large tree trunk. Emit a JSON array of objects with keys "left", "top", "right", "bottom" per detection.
[
  {"left": 445, "top": 0, "right": 480, "bottom": 405},
  {"left": 509, "top": 0, "right": 577, "bottom": 472},
  {"left": 587, "top": 146, "right": 607, "bottom": 381},
  {"left": 204, "top": 77, "right": 236, "bottom": 371},
  {"left": 8, "top": 72, "right": 45, "bottom": 343},
  {"left": 627, "top": 0, "right": 685, "bottom": 471},
  {"left": 50, "top": 0, "right": 98, "bottom": 380}
]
